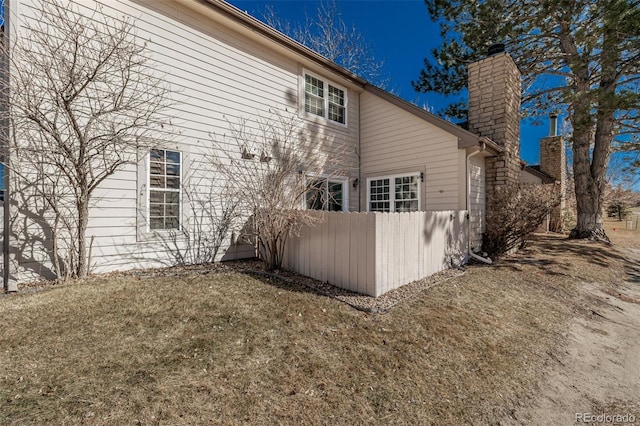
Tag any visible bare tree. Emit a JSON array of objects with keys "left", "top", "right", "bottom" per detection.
[
  {"left": 604, "top": 183, "right": 640, "bottom": 221},
  {"left": 211, "top": 109, "right": 352, "bottom": 271},
  {"left": 607, "top": 153, "right": 640, "bottom": 193},
  {"left": 3, "top": 1, "right": 171, "bottom": 279},
  {"left": 262, "top": 1, "right": 388, "bottom": 87}
]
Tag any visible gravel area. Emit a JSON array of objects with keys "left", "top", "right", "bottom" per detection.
[
  {"left": 9, "top": 259, "right": 465, "bottom": 312},
  {"left": 242, "top": 264, "right": 466, "bottom": 313}
]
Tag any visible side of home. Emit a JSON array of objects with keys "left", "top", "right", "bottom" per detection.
[
  {"left": 7, "top": 0, "right": 365, "bottom": 281},
  {"left": 5, "top": 0, "right": 558, "bottom": 290}
]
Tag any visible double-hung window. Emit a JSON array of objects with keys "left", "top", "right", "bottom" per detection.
[
  {"left": 149, "top": 148, "right": 181, "bottom": 230},
  {"left": 368, "top": 174, "right": 420, "bottom": 212},
  {"left": 305, "top": 177, "right": 347, "bottom": 212},
  {"left": 304, "top": 72, "right": 346, "bottom": 125}
]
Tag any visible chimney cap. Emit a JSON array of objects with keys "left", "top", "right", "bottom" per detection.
[{"left": 487, "top": 43, "right": 505, "bottom": 56}]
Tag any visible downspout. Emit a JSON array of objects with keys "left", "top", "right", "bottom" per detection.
[
  {"left": 466, "top": 139, "right": 493, "bottom": 265},
  {"left": 357, "top": 91, "right": 361, "bottom": 212},
  {"left": 2, "top": 0, "right": 15, "bottom": 292}
]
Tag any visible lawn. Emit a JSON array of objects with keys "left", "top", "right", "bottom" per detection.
[
  {"left": 604, "top": 215, "right": 640, "bottom": 250},
  {"left": 0, "top": 233, "right": 631, "bottom": 425}
]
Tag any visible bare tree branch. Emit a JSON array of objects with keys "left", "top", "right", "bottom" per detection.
[
  {"left": 209, "top": 109, "right": 353, "bottom": 270},
  {"left": 2, "top": 1, "right": 172, "bottom": 279}
]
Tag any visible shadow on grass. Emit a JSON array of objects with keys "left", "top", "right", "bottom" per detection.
[
  {"left": 626, "top": 262, "right": 640, "bottom": 283},
  {"left": 238, "top": 269, "right": 320, "bottom": 296},
  {"left": 224, "top": 259, "right": 364, "bottom": 302},
  {"left": 490, "top": 233, "right": 632, "bottom": 282}
]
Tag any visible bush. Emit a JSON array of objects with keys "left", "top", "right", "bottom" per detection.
[
  {"left": 606, "top": 202, "right": 630, "bottom": 220},
  {"left": 483, "top": 183, "right": 562, "bottom": 256}
]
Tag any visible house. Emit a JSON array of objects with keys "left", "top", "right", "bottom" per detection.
[{"left": 2, "top": 0, "right": 562, "bottom": 294}]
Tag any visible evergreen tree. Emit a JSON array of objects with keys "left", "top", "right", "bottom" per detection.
[{"left": 413, "top": 0, "right": 640, "bottom": 240}]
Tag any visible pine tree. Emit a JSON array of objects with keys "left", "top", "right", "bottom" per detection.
[{"left": 413, "top": 0, "right": 640, "bottom": 240}]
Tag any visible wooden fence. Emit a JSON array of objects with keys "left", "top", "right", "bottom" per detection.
[{"left": 283, "top": 210, "right": 468, "bottom": 297}]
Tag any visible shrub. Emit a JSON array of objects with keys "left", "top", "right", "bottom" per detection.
[{"left": 483, "top": 183, "right": 562, "bottom": 256}]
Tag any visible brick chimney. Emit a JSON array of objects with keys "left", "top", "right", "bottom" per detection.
[
  {"left": 468, "top": 45, "right": 522, "bottom": 248},
  {"left": 539, "top": 114, "right": 566, "bottom": 231}
]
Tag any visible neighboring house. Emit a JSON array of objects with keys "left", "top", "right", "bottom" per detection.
[
  {"left": 520, "top": 115, "right": 567, "bottom": 232},
  {"left": 3, "top": 0, "right": 563, "bottom": 292}
]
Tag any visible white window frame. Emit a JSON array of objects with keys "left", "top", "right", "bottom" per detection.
[
  {"left": 366, "top": 172, "right": 421, "bottom": 212},
  {"left": 301, "top": 70, "right": 348, "bottom": 127},
  {"left": 304, "top": 175, "right": 349, "bottom": 212},
  {"left": 147, "top": 148, "right": 183, "bottom": 232}
]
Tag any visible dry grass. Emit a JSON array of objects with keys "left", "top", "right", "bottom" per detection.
[
  {"left": 0, "top": 234, "right": 631, "bottom": 425},
  {"left": 604, "top": 216, "right": 640, "bottom": 250}
]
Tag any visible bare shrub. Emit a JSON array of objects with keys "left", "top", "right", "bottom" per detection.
[
  {"left": 157, "top": 178, "right": 242, "bottom": 266},
  {"left": 210, "top": 109, "right": 352, "bottom": 271},
  {"left": 3, "top": 2, "right": 171, "bottom": 279},
  {"left": 483, "top": 183, "right": 562, "bottom": 256}
]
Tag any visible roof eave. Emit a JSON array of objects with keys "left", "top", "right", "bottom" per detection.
[
  {"left": 196, "top": 0, "right": 368, "bottom": 87},
  {"left": 193, "top": 1, "right": 505, "bottom": 155},
  {"left": 522, "top": 165, "right": 556, "bottom": 184}
]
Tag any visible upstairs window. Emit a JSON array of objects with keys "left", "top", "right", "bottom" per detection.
[
  {"left": 304, "top": 72, "right": 346, "bottom": 125},
  {"left": 149, "top": 149, "right": 181, "bottom": 230}
]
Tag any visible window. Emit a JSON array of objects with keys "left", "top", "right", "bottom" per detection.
[
  {"left": 149, "top": 148, "right": 181, "bottom": 230},
  {"left": 305, "top": 178, "right": 347, "bottom": 211},
  {"left": 369, "top": 178, "right": 390, "bottom": 212},
  {"left": 368, "top": 174, "right": 420, "bottom": 212},
  {"left": 304, "top": 72, "right": 346, "bottom": 125}
]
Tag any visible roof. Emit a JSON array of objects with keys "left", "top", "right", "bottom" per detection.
[
  {"left": 196, "top": 0, "right": 498, "bottom": 153},
  {"left": 198, "top": 0, "right": 367, "bottom": 87},
  {"left": 522, "top": 164, "right": 555, "bottom": 184}
]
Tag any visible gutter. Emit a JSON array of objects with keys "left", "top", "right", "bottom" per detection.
[{"left": 2, "top": 0, "right": 14, "bottom": 292}]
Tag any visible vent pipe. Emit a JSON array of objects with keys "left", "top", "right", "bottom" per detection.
[{"left": 549, "top": 113, "right": 558, "bottom": 137}]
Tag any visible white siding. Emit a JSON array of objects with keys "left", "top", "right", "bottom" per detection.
[
  {"left": 359, "top": 91, "right": 464, "bottom": 212},
  {"left": 9, "top": 0, "right": 360, "bottom": 281},
  {"left": 469, "top": 155, "right": 486, "bottom": 251}
]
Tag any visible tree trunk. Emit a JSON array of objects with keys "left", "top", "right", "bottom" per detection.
[
  {"left": 569, "top": 4, "right": 618, "bottom": 243},
  {"left": 570, "top": 190, "right": 608, "bottom": 240},
  {"left": 569, "top": 115, "right": 609, "bottom": 241},
  {"left": 76, "top": 197, "right": 90, "bottom": 278}
]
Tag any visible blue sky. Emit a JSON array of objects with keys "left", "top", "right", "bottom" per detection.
[{"left": 227, "top": 0, "right": 551, "bottom": 166}]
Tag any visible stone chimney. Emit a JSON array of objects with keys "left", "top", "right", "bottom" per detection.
[
  {"left": 468, "top": 45, "right": 522, "bottom": 187},
  {"left": 540, "top": 114, "right": 566, "bottom": 232},
  {"left": 468, "top": 45, "right": 522, "bottom": 245}
]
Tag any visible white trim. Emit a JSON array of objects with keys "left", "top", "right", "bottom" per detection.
[
  {"left": 300, "top": 69, "right": 348, "bottom": 127},
  {"left": 366, "top": 172, "right": 421, "bottom": 212},
  {"left": 146, "top": 149, "right": 183, "bottom": 233}
]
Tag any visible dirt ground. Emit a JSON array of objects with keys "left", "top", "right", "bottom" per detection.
[{"left": 506, "top": 225, "right": 640, "bottom": 425}]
